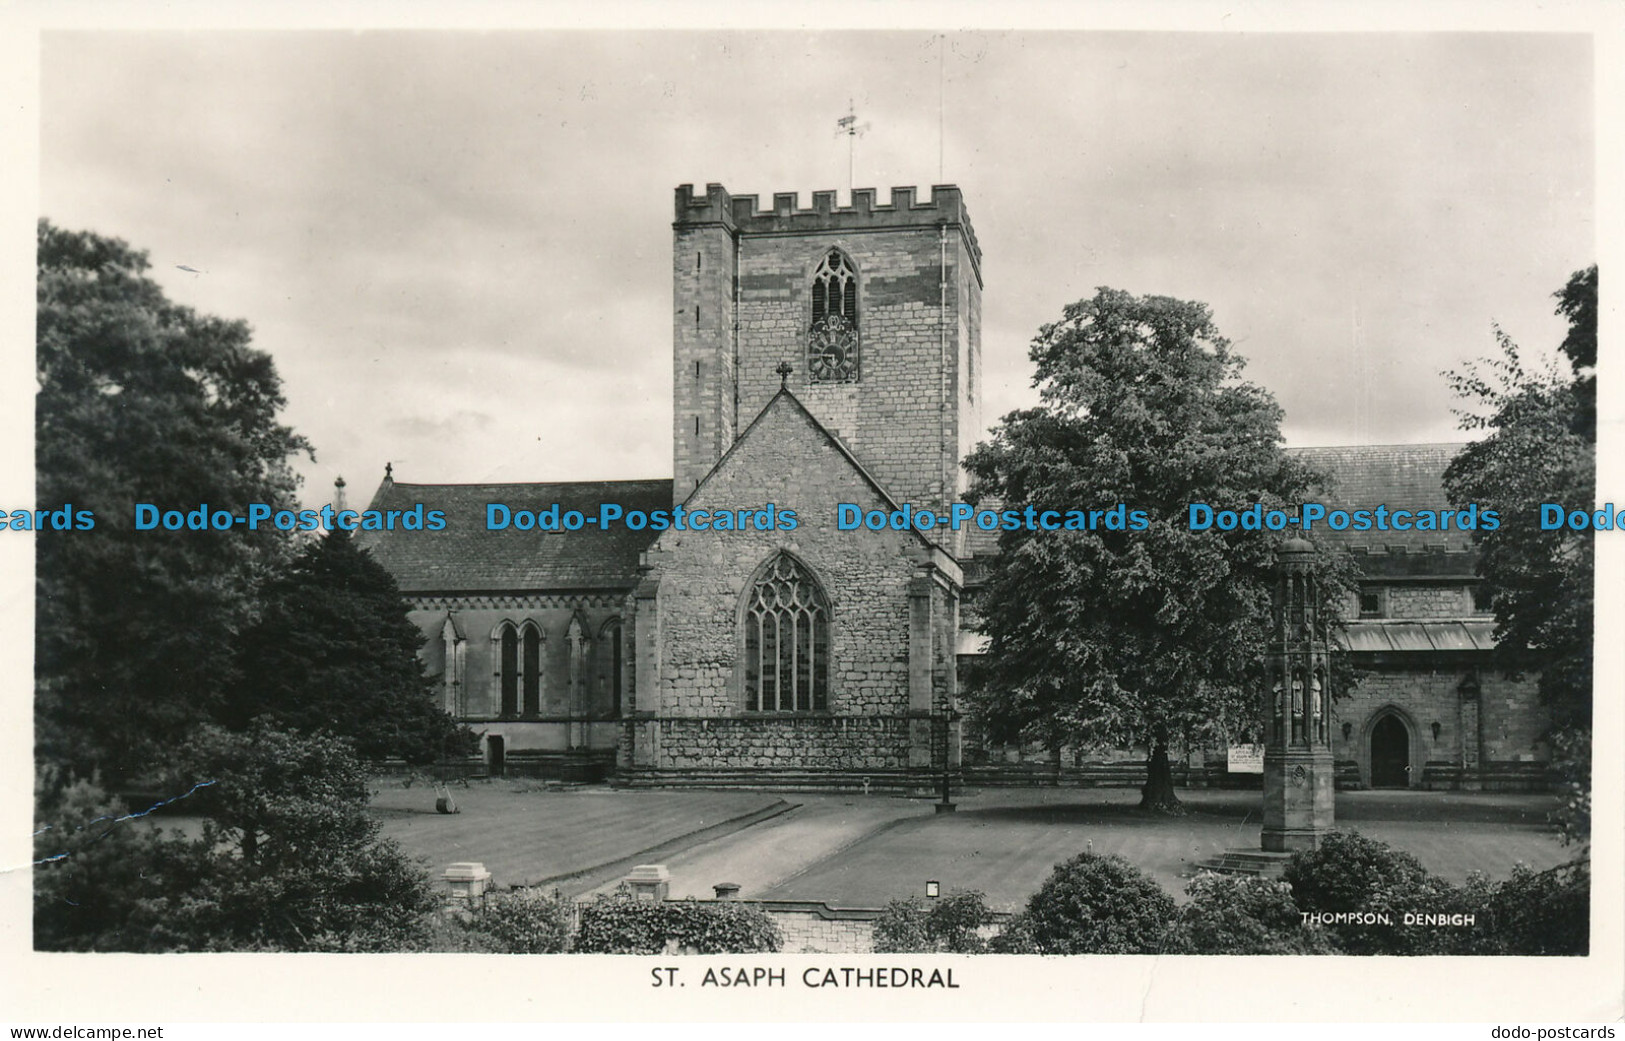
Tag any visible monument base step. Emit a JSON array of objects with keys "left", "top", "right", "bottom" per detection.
[{"left": 1191, "top": 849, "right": 1296, "bottom": 879}]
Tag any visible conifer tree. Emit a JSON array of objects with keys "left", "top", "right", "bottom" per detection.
[{"left": 230, "top": 529, "right": 472, "bottom": 765}]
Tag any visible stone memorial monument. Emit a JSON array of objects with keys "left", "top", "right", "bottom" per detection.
[{"left": 1261, "top": 536, "right": 1336, "bottom": 852}]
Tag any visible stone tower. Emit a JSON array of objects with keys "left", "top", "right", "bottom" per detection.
[{"left": 671, "top": 184, "right": 983, "bottom": 526}]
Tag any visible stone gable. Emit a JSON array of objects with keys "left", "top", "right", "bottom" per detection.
[
  {"left": 648, "top": 390, "right": 933, "bottom": 720},
  {"left": 631, "top": 389, "right": 960, "bottom": 775}
]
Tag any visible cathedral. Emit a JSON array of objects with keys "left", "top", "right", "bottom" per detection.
[{"left": 358, "top": 184, "right": 1552, "bottom": 792}]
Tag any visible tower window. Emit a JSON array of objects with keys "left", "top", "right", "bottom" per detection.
[
  {"left": 743, "top": 552, "right": 830, "bottom": 712},
  {"left": 809, "top": 250, "right": 859, "bottom": 383},
  {"left": 1358, "top": 588, "right": 1385, "bottom": 618}
]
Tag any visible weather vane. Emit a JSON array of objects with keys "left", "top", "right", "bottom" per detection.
[{"left": 835, "top": 99, "right": 869, "bottom": 193}]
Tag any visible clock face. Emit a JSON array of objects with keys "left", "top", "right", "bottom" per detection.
[{"left": 808, "top": 315, "right": 859, "bottom": 382}]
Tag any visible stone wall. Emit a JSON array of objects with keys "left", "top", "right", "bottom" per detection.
[
  {"left": 641, "top": 716, "right": 914, "bottom": 771},
  {"left": 407, "top": 596, "right": 626, "bottom": 721},
  {"left": 765, "top": 905, "right": 876, "bottom": 954},
  {"left": 672, "top": 216, "right": 739, "bottom": 503},
  {"left": 1343, "top": 583, "right": 1488, "bottom": 620},
  {"left": 1385, "top": 584, "right": 1472, "bottom": 619},
  {"left": 1330, "top": 662, "right": 1548, "bottom": 788}
]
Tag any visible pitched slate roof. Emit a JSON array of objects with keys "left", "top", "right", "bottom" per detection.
[
  {"left": 359, "top": 443, "right": 1476, "bottom": 594},
  {"left": 957, "top": 443, "right": 1478, "bottom": 582},
  {"left": 1288, "top": 443, "right": 1479, "bottom": 579},
  {"left": 1289, "top": 443, "right": 1469, "bottom": 549},
  {"left": 355, "top": 477, "right": 672, "bottom": 593}
]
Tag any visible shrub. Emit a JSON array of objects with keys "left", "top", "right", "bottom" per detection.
[
  {"left": 1283, "top": 830, "right": 1432, "bottom": 954},
  {"left": 572, "top": 893, "right": 781, "bottom": 955},
  {"left": 1341, "top": 870, "right": 1500, "bottom": 956},
  {"left": 1285, "top": 830, "right": 1431, "bottom": 914},
  {"left": 1019, "top": 853, "right": 1175, "bottom": 954},
  {"left": 871, "top": 899, "right": 930, "bottom": 953},
  {"left": 422, "top": 911, "right": 504, "bottom": 953},
  {"left": 1160, "top": 872, "right": 1336, "bottom": 955},
  {"left": 572, "top": 892, "right": 668, "bottom": 954},
  {"left": 872, "top": 890, "right": 994, "bottom": 953},
  {"left": 661, "top": 900, "right": 783, "bottom": 954},
  {"left": 1485, "top": 859, "right": 1588, "bottom": 956},
  {"left": 463, "top": 889, "right": 574, "bottom": 953},
  {"left": 987, "top": 913, "right": 1040, "bottom": 954},
  {"left": 1548, "top": 727, "right": 1591, "bottom": 848}
]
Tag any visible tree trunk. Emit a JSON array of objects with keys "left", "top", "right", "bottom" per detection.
[{"left": 1139, "top": 735, "right": 1184, "bottom": 814}]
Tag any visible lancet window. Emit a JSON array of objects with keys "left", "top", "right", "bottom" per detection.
[{"left": 492, "top": 620, "right": 544, "bottom": 718}]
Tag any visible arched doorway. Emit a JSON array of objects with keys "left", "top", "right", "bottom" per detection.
[
  {"left": 1369, "top": 715, "right": 1410, "bottom": 788},
  {"left": 486, "top": 735, "right": 506, "bottom": 779}
]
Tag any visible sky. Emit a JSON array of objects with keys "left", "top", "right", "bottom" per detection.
[{"left": 37, "top": 29, "right": 1595, "bottom": 506}]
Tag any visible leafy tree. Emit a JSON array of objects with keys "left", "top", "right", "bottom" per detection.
[
  {"left": 964, "top": 288, "right": 1355, "bottom": 811},
  {"left": 1554, "top": 265, "right": 1597, "bottom": 440},
  {"left": 34, "top": 725, "right": 439, "bottom": 952},
  {"left": 1484, "top": 859, "right": 1589, "bottom": 956},
  {"left": 228, "top": 529, "right": 472, "bottom": 765},
  {"left": 1442, "top": 265, "right": 1595, "bottom": 843},
  {"left": 32, "top": 770, "right": 180, "bottom": 951},
  {"left": 151, "top": 723, "right": 438, "bottom": 951},
  {"left": 36, "top": 221, "right": 311, "bottom": 779}
]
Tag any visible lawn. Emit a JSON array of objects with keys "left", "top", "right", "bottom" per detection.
[
  {"left": 760, "top": 788, "right": 1575, "bottom": 910},
  {"left": 370, "top": 782, "right": 1576, "bottom": 912},
  {"left": 371, "top": 779, "right": 789, "bottom": 893}
]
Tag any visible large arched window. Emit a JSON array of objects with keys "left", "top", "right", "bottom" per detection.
[
  {"left": 743, "top": 553, "right": 830, "bottom": 712},
  {"left": 808, "top": 250, "right": 859, "bottom": 383}
]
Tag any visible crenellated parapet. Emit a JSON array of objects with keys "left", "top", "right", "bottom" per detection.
[{"left": 674, "top": 183, "right": 981, "bottom": 269}]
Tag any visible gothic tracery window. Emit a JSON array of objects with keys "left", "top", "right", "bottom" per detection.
[
  {"left": 808, "top": 250, "right": 859, "bottom": 383},
  {"left": 743, "top": 553, "right": 830, "bottom": 712}
]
